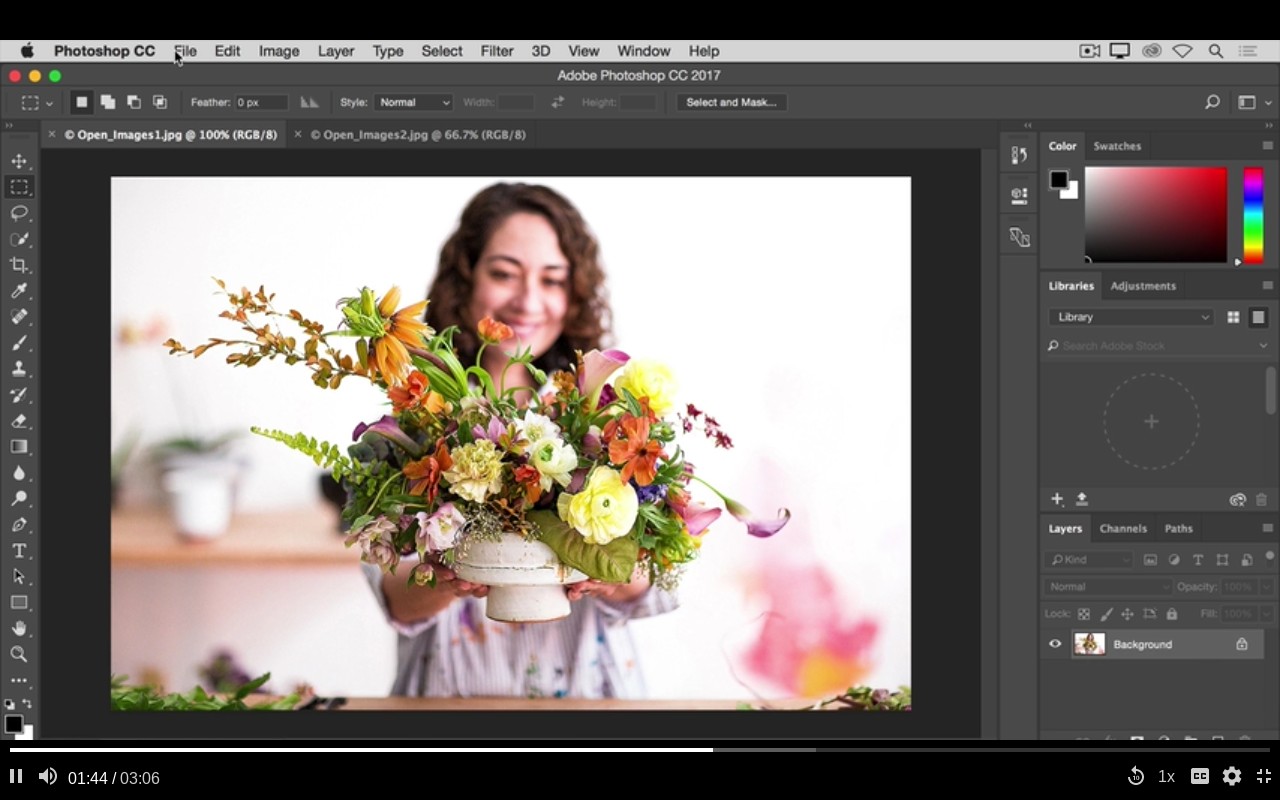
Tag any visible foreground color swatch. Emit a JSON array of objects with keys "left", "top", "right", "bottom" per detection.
[
  {"left": 1085, "top": 166, "right": 1227, "bottom": 263},
  {"left": 1243, "top": 167, "right": 1264, "bottom": 265}
]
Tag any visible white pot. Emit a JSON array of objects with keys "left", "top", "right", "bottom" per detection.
[
  {"left": 161, "top": 461, "right": 238, "bottom": 540},
  {"left": 453, "top": 531, "right": 587, "bottom": 622}
]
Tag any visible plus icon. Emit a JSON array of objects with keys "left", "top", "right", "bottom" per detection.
[
  {"left": 1144, "top": 414, "right": 1159, "bottom": 430},
  {"left": 1051, "top": 492, "right": 1064, "bottom": 507}
]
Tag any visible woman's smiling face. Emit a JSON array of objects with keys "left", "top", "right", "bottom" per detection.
[{"left": 468, "top": 211, "right": 570, "bottom": 359}]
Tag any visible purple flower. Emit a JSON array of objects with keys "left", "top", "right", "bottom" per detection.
[
  {"left": 353, "top": 415, "right": 421, "bottom": 457},
  {"left": 582, "top": 427, "right": 603, "bottom": 459},
  {"left": 566, "top": 467, "right": 589, "bottom": 494},
  {"left": 687, "top": 474, "right": 791, "bottom": 539},
  {"left": 724, "top": 498, "right": 790, "bottom": 538},
  {"left": 471, "top": 415, "right": 506, "bottom": 444},
  {"left": 634, "top": 482, "right": 668, "bottom": 504}
]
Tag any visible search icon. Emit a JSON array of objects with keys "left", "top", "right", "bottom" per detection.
[
  {"left": 1051, "top": 554, "right": 1065, "bottom": 566},
  {"left": 1047, "top": 339, "right": 1060, "bottom": 352},
  {"left": 10, "top": 645, "right": 27, "bottom": 663},
  {"left": 1205, "top": 93, "right": 1221, "bottom": 110},
  {"left": 1209, "top": 43, "right": 1223, "bottom": 59}
]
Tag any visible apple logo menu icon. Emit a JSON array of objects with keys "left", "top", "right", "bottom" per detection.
[{"left": 21, "top": 42, "right": 34, "bottom": 59}]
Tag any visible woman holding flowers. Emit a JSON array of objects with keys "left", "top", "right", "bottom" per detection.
[
  {"left": 364, "top": 183, "right": 678, "bottom": 698},
  {"left": 171, "top": 181, "right": 786, "bottom": 698}
]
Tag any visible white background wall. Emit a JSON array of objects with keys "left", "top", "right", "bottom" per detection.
[{"left": 111, "top": 177, "right": 912, "bottom": 700}]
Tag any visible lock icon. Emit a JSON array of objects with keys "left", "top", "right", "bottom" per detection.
[
  {"left": 1166, "top": 608, "right": 1178, "bottom": 621},
  {"left": 1236, "top": 637, "right": 1249, "bottom": 651}
]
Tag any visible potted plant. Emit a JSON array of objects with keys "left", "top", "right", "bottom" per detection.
[{"left": 151, "top": 432, "right": 243, "bottom": 539}]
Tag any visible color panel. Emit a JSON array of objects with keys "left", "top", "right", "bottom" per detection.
[
  {"left": 1085, "top": 167, "right": 1228, "bottom": 263},
  {"left": 1243, "top": 167, "right": 1264, "bottom": 265}
]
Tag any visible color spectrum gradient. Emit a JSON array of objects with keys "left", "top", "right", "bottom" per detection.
[
  {"left": 1085, "top": 166, "right": 1227, "bottom": 263},
  {"left": 1244, "top": 167, "right": 1264, "bottom": 264}
]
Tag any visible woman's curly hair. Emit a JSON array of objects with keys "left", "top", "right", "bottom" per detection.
[{"left": 426, "top": 182, "right": 612, "bottom": 373}]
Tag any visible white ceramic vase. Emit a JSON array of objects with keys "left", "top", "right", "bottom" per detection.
[{"left": 452, "top": 531, "right": 587, "bottom": 622}]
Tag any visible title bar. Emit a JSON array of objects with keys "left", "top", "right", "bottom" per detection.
[{"left": 3, "top": 40, "right": 1278, "bottom": 64}]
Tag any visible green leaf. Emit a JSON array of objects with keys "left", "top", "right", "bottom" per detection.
[
  {"left": 233, "top": 672, "right": 272, "bottom": 700},
  {"left": 618, "top": 388, "right": 643, "bottom": 417},
  {"left": 528, "top": 509, "right": 638, "bottom": 584}
]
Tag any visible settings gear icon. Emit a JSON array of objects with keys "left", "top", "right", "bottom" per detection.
[{"left": 1223, "top": 766, "right": 1242, "bottom": 786}]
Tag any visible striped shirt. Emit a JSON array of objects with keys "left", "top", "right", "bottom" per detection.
[{"left": 363, "top": 562, "right": 678, "bottom": 698}]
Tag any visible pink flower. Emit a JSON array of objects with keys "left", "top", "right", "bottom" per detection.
[
  {"left": 414, "top": 503, "right": 466, "bottom": 554},
  {"left": 410, "top": 562, "right": 435, "bottom": 587},
  {"left": 679, "top": 501, "right": 723, "bottom": 537},
  {"left": 578, "top": 349, "right": 630, "bottom": 410},
  {"left": 343, "top": 516, "right": 401, "bottom": 573}
]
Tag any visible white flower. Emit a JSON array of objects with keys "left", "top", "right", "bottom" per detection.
[
  {"left": 515, "top": 409, "right": 561, "bottom": 445},
  {"left": 529, "top": 437, "right": 578, "bottom": 491}
]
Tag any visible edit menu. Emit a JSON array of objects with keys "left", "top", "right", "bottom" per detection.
[{"left": 1027, "top": 130, "right": 1279, "bottom": 739}]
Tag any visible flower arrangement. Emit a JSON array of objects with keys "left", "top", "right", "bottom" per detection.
[{"left": 165, "top": 281, "right": 788, "bottom": 592}]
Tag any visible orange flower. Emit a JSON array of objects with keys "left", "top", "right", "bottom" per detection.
[
  {"left": 513, "top": 464, "right": 543, "bottom": 505},
  {"left": 372, "top": 287, "right": 431, "bottom": 386},
  {"left": 388, "top": 371, "right": 428, "bottom": 412},
  {"left": 388, "top": 371, "right": 451, "bottom": 415},
  {"left": 605, "top": 414, "right": 665, "bottom": 487},
  {"left": 402, "top": 440, "right": 453, "bottom": 503},
  {"left": 477, "top": 316, "right": 513, "bottom": 344},
  {"left": 422, "top": 391, "right": 449, "bottom": 416}
]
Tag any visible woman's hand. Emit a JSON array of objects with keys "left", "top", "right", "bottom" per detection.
[
  {"left": 565, "top": 579, "right": 620, "bottom": 602},
  {"left": 566, "top": 576, "right": 650, "bottom": 604},
  {"left": 432, "top": 564, "right": 489, "bottom": 598}
]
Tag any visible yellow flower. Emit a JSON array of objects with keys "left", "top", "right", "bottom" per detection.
[
  {"left": 613, "top": 359, "right": 678, "bottom": 417},
  {"left": 556, "top": 467, "right": 639, "bottom": 545},
  {"left": 441, "top": 440, "right": 505, "bottom": 503}
]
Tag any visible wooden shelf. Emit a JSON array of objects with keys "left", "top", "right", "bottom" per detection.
[{"left": 111, "top": 505, "right": 353, "bottom": 567}]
